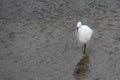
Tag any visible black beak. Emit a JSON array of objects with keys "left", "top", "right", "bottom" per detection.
[
  {"left": 76, "top": 27, "right": 78, "bottom": 32},
  {"left": 69, "top": 27, "right": 78, "bottom": 32}
]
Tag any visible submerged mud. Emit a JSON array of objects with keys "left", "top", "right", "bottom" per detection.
[{"left": 74, "top": 54, "right": 90, "bottom": 80}]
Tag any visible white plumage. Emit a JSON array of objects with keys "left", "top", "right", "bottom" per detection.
[{"left": 76, "top": 21, "right": 93, "bottom": 54}]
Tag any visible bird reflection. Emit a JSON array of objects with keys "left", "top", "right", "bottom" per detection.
[{"left": 74, "top": 54, "right": 90, "bottom": 80}]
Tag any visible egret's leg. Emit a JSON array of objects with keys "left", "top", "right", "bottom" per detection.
[
  {"left": 83, "top": 43, "right": 86, "bottom": 54},
  {"left": 82, "top": 44, "right": 84, "bottom": 54}
]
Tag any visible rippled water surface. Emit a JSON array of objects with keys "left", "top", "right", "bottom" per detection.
[{"left": 0, "top": 0, "right": 120, "bottom": 80}]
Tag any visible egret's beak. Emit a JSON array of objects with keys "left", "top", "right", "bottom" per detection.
[
  {"left": 69, "top": 27, "right": 78, "bottom": 32},
  {"left": 76, "top": 27, "right": 79, "bottom": 32}
]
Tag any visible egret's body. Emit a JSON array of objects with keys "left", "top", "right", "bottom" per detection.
[{"left": 76, "top": 21, "right": 93, "bottom": 54}]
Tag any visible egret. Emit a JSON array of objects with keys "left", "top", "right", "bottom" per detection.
[{"left": 76, "top": 21, "right": 93, "bottom": 54}]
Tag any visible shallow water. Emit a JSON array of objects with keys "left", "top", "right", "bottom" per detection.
[
  {"left": 1, "top": 0, "right": 120, "bottom": 80},
  {"left": 0, "top": 13, "right": 120, "bottom": 80},
  {"left": 1, "top": 0, "right": 120, "bottom": 19}
]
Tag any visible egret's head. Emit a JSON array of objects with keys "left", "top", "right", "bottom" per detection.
[{"left": 77, "top": 21, "right": 82, "bottom": 28}]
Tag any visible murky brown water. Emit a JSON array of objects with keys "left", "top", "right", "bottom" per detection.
[{"left": 74, "top": 54, "right": 90, "bottom": 80}]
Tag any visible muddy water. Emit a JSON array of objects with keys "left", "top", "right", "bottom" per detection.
[
  {"left": 0, "top": 13, "right": 120, "bottom": 80},
  {"left": 74, "top": 54, "right": 90, "bottom": 80}
]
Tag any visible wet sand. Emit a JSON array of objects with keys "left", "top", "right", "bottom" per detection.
[{"left": 0, "top": 12, "right": 120, "bottom": 80}]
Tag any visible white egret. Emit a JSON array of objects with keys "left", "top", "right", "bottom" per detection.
[{"left": 76, "top": 21, "right": 93, "bottom": 54}]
